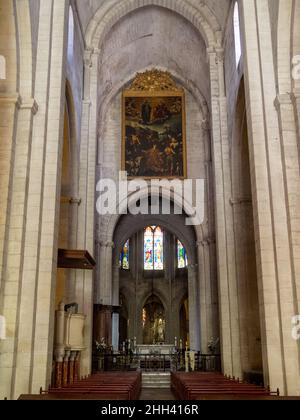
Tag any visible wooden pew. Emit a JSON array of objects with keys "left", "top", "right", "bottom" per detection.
[{"left": 171, "top": 372, "right": 278, "bottom": 400}]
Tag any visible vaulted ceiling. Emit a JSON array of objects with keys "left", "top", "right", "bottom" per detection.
[{"left": 74, "top": 0, "right": 233, "bottom": 37}]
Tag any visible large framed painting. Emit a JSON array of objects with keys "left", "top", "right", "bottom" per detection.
[{"left": 122, "top": 70, "right": 187, "bottom": 179}]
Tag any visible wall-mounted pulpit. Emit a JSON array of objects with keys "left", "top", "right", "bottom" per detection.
[{"left": 57, "top": 249, "right": 96, "bottom": 270}]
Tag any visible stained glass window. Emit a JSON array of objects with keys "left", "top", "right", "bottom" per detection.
[
  {"left": 154, "top": 227, "right": 164, "bottom": 270},
  {"left": 144, "top": 226, "right": 164, "bottom": 270},
  {"left": 177, "top": 240, "right": 188, "bottom": 268},
  {"left": 120, "top": 240, "right": 130, "bottom": 270}
]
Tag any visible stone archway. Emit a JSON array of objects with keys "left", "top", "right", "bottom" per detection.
[
  {"left": 79, "top": 0, "right": 242, "bottom": 381},
  {"left": 108, "top": 211, "right": 201, "bottom": 352}
]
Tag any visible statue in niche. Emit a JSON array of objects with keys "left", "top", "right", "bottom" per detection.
[
  {"left": 156, "top": 317, "right": 165, "bottom": 344},
  {"left": 143, "top": 299, "right": 165, "bottom": 345}
]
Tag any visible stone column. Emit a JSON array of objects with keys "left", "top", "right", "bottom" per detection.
[
  {"left": 112, "top": 264, "right": 120, "bottom": 351},
  {"left": 197, "top": 239, "right": 213, "bottom": 354},
  {"left": 0, "top": 0, "right": 70, "bottom": 400},
  {"left": 188, "top": 264, "right": 200, "bottom": 351},
  {"left": 241, "top": 0, "right": 300, "bottom": 395},
  {"left": 97, "top": 241, "right": 114, "bottom": 305},
  {"left": 208, "top": 46, "right": 242, "bottom": 378},
  {"left": 292, "top": 89, "right": 300, "bottom": 142},
  {"left": 66, "top": 198, "right": 81, "bottom": 303},
  {"left": 0, "top": 94, "right": 19, "bottom": 298},
  {"left": 75, "top": 47, "right": 99, "bottom": 378},
  {"left": 112, "top": 312, "right": 120, "bottom": 352}
]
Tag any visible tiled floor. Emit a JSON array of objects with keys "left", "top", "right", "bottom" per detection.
[{"left": 139, "top": 388, "right": 176, "bottom": 400}]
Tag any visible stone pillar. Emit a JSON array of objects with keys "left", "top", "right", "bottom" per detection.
[
  {"left": 197, "top": 239, "right": 213, "bottom": 354},
  {"left": 275, "top": 92, "right": 300, "bottom": 347},
  {"left": 66, "top": 198, "right": 81, "bottom": 302},
  {"left": 111, "top": 264, "right": 120, "bottom": 352},
  {"left": 292, "top": 89, "right": 300, "bottom": 142},
  {"left": 0, "top": 0, "right": 70, "bottom": 400},
  {"left": 241, "top": 0, "right": 300, "bottom": 395},
  {"left": 112, "top": 312, "right": 120, "bottom": 352},
  {"left": 75, "top": 47, "right": 99, "bottom": 378},
  {"left": 188, "top": 264, "right": 200, "bottom": 351},
  {"left": 97, "top": 241, "right": 114, "bottom": 305},
  {"left": 0, "top": 94, "right": 19, "bottom": 297},
  {"left": 208, "top": 46, "right": 242, "bottom": 378}
]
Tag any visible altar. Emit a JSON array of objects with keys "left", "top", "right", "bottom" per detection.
[{"left": 136, "top": 344, "right": 175, "bottom": 355}]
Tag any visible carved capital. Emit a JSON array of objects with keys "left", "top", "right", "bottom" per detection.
[{"left": 97, "top": 240, "right": 115, "bottom": 249}]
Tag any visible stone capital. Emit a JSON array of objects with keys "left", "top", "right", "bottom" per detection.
[
  {"left": 0, "top": 92, "right": 21, "bottom": 107},
  {"left": 97, "top": 240, "right": 115, "bottom": 249}
]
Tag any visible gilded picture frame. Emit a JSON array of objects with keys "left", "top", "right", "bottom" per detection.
[{"left": 122, "top": 70, "right": 187, "bottom": 180}]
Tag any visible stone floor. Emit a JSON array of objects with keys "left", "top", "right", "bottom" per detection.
[{"left": 139, "top": 388, "right": 176, "bottom": 400}]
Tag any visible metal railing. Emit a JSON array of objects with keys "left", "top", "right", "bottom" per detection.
[{"left": 93, "top": 352, "right": 221, "bottom": 373}]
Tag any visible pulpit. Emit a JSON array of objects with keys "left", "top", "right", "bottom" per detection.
[{"left": 53, "top": 303, "right": 86, "bottom": 388}]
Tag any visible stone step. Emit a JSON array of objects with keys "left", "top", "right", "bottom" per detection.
[
  {"left": 142, "top": 373, "right": 171, "bottom": 389},
  {"left": 143, "top": 380, "right": 170, "bottom": 385}
]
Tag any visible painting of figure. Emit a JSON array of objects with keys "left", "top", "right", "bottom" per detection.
[{"left": 122, "top": 94, "right": 186, "bottom": 178}]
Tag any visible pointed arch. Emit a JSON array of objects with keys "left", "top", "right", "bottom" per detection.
[{"left": 85, "top": 0, "right": 221, "bottom": 49}]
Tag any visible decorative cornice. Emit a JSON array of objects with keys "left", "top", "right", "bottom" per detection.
[
  {"left": 0, "top": 94, "right": 38, "bottom": 114},
  {"left": 126, "top": 69, "right": 183, "bottom": 93},
  {"left": 0, "top": 93, "right": 21, "bottom": 106}
]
